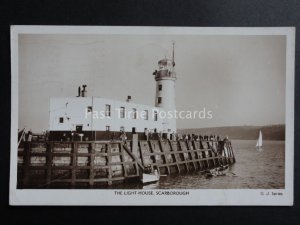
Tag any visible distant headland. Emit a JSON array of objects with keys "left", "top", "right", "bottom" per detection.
[{"left": 178, "top": 124, "right": 285, "bottom": 140}]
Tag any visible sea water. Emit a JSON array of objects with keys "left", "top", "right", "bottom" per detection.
[{"left": 123, "top": 140, "right": 285, "bottom": 189}]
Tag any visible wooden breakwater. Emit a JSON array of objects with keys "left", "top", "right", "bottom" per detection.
[{"left": 17, "top": 137, "right": 235, "bottom": 188}]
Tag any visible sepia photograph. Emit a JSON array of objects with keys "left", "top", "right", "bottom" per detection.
[{"left": 10, "top": 26, "right": 294, "bottom": 205}]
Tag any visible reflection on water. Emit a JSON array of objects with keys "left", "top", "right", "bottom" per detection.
[{"left": 117, "top": 140, "right": 285, "bottom": 189}]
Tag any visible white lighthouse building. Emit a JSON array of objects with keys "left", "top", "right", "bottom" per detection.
[
  {"left": 49, "top": 44, "right": 177, "bottom": 140},
  {"left": 153, "top": 42, "right": 177, "bottom": 133}
]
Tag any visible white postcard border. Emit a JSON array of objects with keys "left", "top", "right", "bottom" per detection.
[{"left": 10, "top": 26, "right": 295, "bottom": 206}]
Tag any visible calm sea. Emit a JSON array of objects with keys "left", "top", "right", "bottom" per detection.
[{"left": 120, "top": 140, "right": 285, "bottom": 189}]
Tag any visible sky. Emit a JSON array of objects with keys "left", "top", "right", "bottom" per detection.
[{"left": 18, "top": 33, "right": 286, "bottom": 132}]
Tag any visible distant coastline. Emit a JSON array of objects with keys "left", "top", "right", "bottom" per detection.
[{"left": 178, "top": 124, "right": 285, "bottom": 140}]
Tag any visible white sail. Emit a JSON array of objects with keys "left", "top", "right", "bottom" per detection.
[{"left": 256, "top": 130, "right": 263, "bottom": 147}]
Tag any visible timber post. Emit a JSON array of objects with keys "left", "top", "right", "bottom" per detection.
[
  {"left": 22, "top": 141, "right": 31, "bottom": 187},
  {"left": 89, "top": 143, "right": 95, "bottom": 187},
  {"left": 46, "top": 142, "right": 53, "bottom": 187}
]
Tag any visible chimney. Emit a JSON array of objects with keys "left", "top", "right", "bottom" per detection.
[
  {"left": 126, "top": 95, "right": 131, "bottom": 102},
  {"left": 77, "top": 86, "right": 81, "bottom": 97},
  {"left": 81, "top": 85, "right": 87, "bottom": 97}
]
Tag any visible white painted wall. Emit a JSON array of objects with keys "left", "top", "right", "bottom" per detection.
[
  {"left": 49, "top": 97, "right": 93, "bottom": 132},
  {"left": 155, "top": 78, "right": 176, "bottom": 110},
  {"left": 154, "top": 58, "right": 177, "bottom": 133},
  {"left": 49, "top": 57, "right": 178, "bottom": 134},
  {"left": 49, "top": 97, "right": 173, "bottom": 133}
]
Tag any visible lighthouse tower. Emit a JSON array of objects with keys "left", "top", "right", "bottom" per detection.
[{"left": 153, "top": 43, "right": 177, "bottom": 133}]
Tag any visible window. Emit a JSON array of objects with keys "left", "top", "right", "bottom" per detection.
[
  {"left": 106, "top": 126, "right": 110, "bottom": 132},
  {"left": 76, "top": 125, "right": 83, "bottom": 133},
  {"left": 158, "top": 84, "right": 162, "bottom": 91},
  {"left": 158, "top": 97, "right": 162, "bottom": 104},
  {"left": 87, "top": 106, "right": 93, "bottom": 112},
  {"left": 143, "top": 110, "right": 149, "bottom": 120},
  {"left": 105, "top": 104, "right": 111, "bottom": 117},
  {"left": 131, "top": 108, "right": 137, "bottom": 119},
  {"left": 120, "top": 107, "right": 125, "bottom": 118},
  {"left": 120, "top": 126, "right": 125, "bottom": 132},
  {"left": 59, "top": 117, "right": 64, "bottom": 123},
  {"left": 154, "top": 110, "right": 158, "bottom": 121}
]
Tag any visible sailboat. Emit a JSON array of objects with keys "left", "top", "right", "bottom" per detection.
[{"left": 256, "top": 130, "right": 263, "bottom": 151}]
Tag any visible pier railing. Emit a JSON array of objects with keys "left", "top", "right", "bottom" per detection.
[{"left": 17, "top": 139, "right": 235, "bottom": 188}]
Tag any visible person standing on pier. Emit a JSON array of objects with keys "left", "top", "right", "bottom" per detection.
[
  {"left": 27, "top": 130, "right": 32, "bottom": 142},
  {"left": 144, "top": 128, "right": 149, "bottom": 141},
  {"left": 158, "top": 131, "right": 163, "bottom": 141},
  {"left": 120, "top": 130, "right": 127, "bottom": 143}
]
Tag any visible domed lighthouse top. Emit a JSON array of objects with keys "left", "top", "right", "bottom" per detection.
[
  {"left": 153, "top": 42, "right": 176, "bottom": 81},
  {"left": 152, "top": 42, "right": 177, "bottom": 133}
]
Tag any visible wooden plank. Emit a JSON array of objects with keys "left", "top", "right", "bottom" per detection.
[
  {"left": 131, "top": 134, "right": 139, "bottom": 157},
  {"left": 169, "top": 141, "right": 180, "bottom": 173},
  {"left": 198, "top": 141, "right": 206, "bottom": 169},
  {"left": 226, "top": 142, "right": 232, "bottom": 163},
  {"left": 28, "top": 165, "right": 48, "bottom": 169},
  {"left": 32, "top": 152, "right": 117, "bottom": 157},
  {"left": 151, "top": 157, "right": 222, "bottom": 167},
  {"left": 120, "top": 143, "right": 128, "bottom": 178},
  {"left": 159, "top": 141, "right": 170, "bottom": 175},
  {"left": 178, "top": 141, "right": 189, "bottom": 172},
  {"left": 230, "top": 142, "right": 236, "bottom": 162},
  {"left": 52, "top": 152, "right": 72, "bottom": 157},
  {"left": 123, "top": 143, "right": 144, "bottom": 170},
  {"left": 200, "top": 142, "right": 208, "bottom": 169},
  {"left": 227, "top": 142, "right": 232, "bottom": 164},
  {"left": 107, "top": 144, "right": 113, "bottom": 185},
  {"left": 148, "top": 141, "right": 159, "bottom": 173},
  {"left": 135, "top": 162, "right": 139, "bottom": 177},
  {"left": 138, "top": 141, "right": 145, "bottom": 167},
  {"left": 22, "top": 142, "right": 31, "bottom": 187},
  {"left": 209, "top": 150, "right": 216, "bottom": 167},
  {"left": 71, "top": 142, "right": 77, "bottom": 187},
  {"left": 192, "top": 141, "right": 201, "bottom": 169},
  {"left": 52, "top": 166, "right": 75, "bottom": 170},
  {"left": 206, "top": 141, "right": 213, "bottom": 168},
  {"left": 186, "top": 140, "right": 197, "bottom": 170},
  {"left": 29, "top": 152, "right": 47, "bottom": 157},
  {"left": 210, "top": 141, "right": 218, "bottom": 166},
  {"left": 46, "top": 142, "right": 53, "bottom": 186},
  {"left": 142, "top": 148, "right": 212, "bottom": 156},
  {"left": 89, "top": 143, "right": 95, "bottom": 186},
  {"left": 197, "top": 141, "right": 205, "bottom": 170},
  {"left": 225, "top": 142, "right": 230, "bottom": 164},
  {"left": 221, "top": 143, "right": 226, "bottom": 165},
  {"left": 52, "top": 177, "right": 128, "bottom": 183}
]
